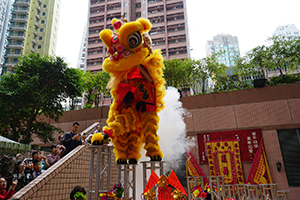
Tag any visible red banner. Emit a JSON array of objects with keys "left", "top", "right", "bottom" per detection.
[
  {"left": 158, "top": 186, "right": 171, "bottom": 200},
  {"left": 206, "top": 139, "right": 244, "bottom": 184},
  {"left": 143, "top": 170, "right": 160, "bottom": 194},
  {"left": 246, "top": 138, "right": 272, "bottom": 184},
  {"left": 186, "top": 151, "right": 209, "bottom": 186},
  {"left": 167, "top": 170, "right": 187, "bottom": 196},
  {"left": 198, "top": 129, "right": 262, "bottom": 164}
]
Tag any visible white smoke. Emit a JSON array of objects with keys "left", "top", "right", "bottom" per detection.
[
  {"left": 135, "top": 87, "right": 196, "bottom": 197},
  {"left": 158, "top": 87, "right": 188, "bottom": 172}
]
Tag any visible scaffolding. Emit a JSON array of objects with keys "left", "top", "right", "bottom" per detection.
[
  {"left": 87, "top": 145, "right": 114, "bottom": 200},
  {"left": 117, "top": 164, "right": 137, "bottom": 200}
]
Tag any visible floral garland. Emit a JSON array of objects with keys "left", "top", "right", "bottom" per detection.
[
  {"left": 171, "top": 189, "right": 185, "bottom": 200},
  {"left": 192, "top": 186, "right": 207, "bottom": 199},
  {"left": 100, "top": 183, "right": 124, "bottom": 200},
  {"left": 99, "top": 192, "right": 115, "bottom": 200},
  {"left": 144, "top": 188, "right": 156, "bottom": 200}
]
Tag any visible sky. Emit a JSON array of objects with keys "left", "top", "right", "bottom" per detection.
[{"left": 56, "top": 0, "right": 300, "bottom": 68}]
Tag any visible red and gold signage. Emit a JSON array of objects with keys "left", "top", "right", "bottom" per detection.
[{"left": 206, "top": 139, "right": 244, "bottom": 184}]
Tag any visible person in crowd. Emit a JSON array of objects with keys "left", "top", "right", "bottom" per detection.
[
  {"left": 0, "top": 155, "right": 15, "bottom": 192},
  {"left": 0, "top": 178, "right": 17, "bottom": 200},
  {"left": 61, "top": 122, "right": 86, "bottom": 158},
  {"left": 32, "top": 150, "right": 50, "bottom": 170},
  {"left": 32, "top": 160, "right": 45, "bottom": 178},
  {"left": 12, "top": 160, "right": 33, "bottom": 192},
  {"left": 47, "top": 144, "right": 66, "bottom": 166},
  {"left": 58, "top": 135, "right": 63, "bottom": 145},
  {"left": 70, "top": 185, "right": 86, "bottom": 200},
  {"left": 94, "top": 125, "right": 102, "bottom": 134}
]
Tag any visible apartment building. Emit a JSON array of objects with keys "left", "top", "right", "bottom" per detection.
[
  {"left": 87, "top": 0, "right": 190, "bottom": 72},
  {"left": 206, "top": 34, "right": 240, "bottom": 75},
  {"left": 1, "top": 0, "right": 61, "bottom": 75},
  {"left": 0, "top": 0, "right": 13, "bottom": 67}
]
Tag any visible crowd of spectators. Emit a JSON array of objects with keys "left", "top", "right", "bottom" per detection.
[{"left": 0, "top": 122, "right": 89, "bottom": 196}]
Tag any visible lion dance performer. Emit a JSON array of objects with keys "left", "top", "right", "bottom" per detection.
[{"left": 100, "top": 17, "right": 166, "bottom": 164}]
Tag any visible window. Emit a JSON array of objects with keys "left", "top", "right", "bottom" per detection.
[
  {"left": 234, "top": 44, "right": 238, "bottom": 47},
  {"left": 216, "top": 44, "right": 219, "bottom": 47},
  {"left": 294, "top": 32, "right": 299, "bottom": 35},
  {"left": 124, "top": 3, "right": 127, "bottom": 7},
  {"left": 42, "top": 12, "right": 45, "bottom": 16},
  {"left": 43, "top": 5, "right": 46, "bottom": 8},
  {"left": 278, "top": 129, "right": 300, "bottom": 186},
  {"left": 38, "top": 45, "right": 41, "bottom": 49},
  {"left": 220, "top": 45, "right": 223, "bottom": 47},
  {"left": 39, "top": 37, "right": 42, "bottom": 40},
  {"left": 41, "top": 20, "right": 45, "bottom": 24},
  {"left": 136, "top": 12, "right": 141, "bottom": 17},
  {"left": 40, "top": 28, "right": 44, "bottom": 32},
  {"left": 136, "top": 3, "right": 141, "bottom": 8}
]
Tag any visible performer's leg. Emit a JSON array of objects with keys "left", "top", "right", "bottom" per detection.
[
  {"left": 141, "top": 111, "right": 164, "bottom": 161},
  {"left": 113, "top": 132, "right": 130, "bottom": 164},
  {"left": 127, "top": 130, "right": 143, "bottom": 164},
  {"left": 105, "top": 107, "right": 141, "bottom": 163}
]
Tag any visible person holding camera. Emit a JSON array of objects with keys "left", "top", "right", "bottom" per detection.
[
  {"left": 0, "top": 178, "right": 17, "bottom": 200},
  {"left": 32, "top": 151, "right": 50, "bottom": 170},
  {"left": 47, "top": 144, "right": 66, "bottom": 166},
  {"left": 12, "top": 160, "right": 33, "bottom": 192},
  {"left": 61, "top": 122, "right": 87, "bottom": 158}
]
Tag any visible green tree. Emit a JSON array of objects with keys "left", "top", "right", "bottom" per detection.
[
  {"left": 163, "top": 56, "right": 226, "bottom": 94},
  {"left": 236, "top": 36, "right": 300, "bottom": 80},
  {"left": 82, "top": 70, "right": 110, "bottom": 108},
  {"left": 0, "top": 53, "right": 83, "bottom": 144}
]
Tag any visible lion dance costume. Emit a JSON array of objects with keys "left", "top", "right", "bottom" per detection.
[{"left": 100, "top": 17, "right": 166, "bottom": 164}]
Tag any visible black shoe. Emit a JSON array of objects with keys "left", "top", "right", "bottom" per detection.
[
  {"left": 117, "top": 159, "right": 128, "bottom": 164},
  {"left": 150, "top": 156, "right": 162, "bottom": 161},
  {"left": 129, "top": 159, "right": 137, "bottom": 164}
]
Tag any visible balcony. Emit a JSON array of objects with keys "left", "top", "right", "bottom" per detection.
[
  {"left": 37, "top": 5, "right": 41, "bottom": 12},
  {"left": 34, "top": 23, "right": 39, "bottom": 28},
  {"left": 4, "top": 53, "right": 22, "bottom": 58},
  {"left": 9, "top": 24, "right": 27, "bottom": 31},
  {"left": 33, "top": 30, "right": 38, "bottom": 36},
  {"left": 36, "top": 14, "right": 40, "bottom": 20},
  {"left": 15, "top": 0, "right": 30, "bottom": 6},
  {"left": 2, "top": 63, "right": 16, "bottom": 68},
  {"left": 31, "top": 48, "right": 35, "bottom": 52},
  {"left": 12, "top": 9, "right": 29, "bottom": 15},
  {"left": 6, "top": 43, "right": 24, "bottom": 49},
  {"left": 37, "top": 0, "right": 42, "bottom": 4},
  {"left": 32, "top": 38, "right": 36, "bottom": 44},
  {"left": 8, "top": 35, "right": 25, "bottom": 40},
  {"left": 11, "top": 17, "right": 28, "bottom": 23}
]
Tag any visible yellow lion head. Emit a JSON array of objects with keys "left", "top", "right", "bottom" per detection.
[{"left": 100, "top": 17, "right": 153, "bottom": 73}]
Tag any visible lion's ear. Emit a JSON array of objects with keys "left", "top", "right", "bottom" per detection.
[
  {"left": 136, "top": 18, "right": 152, "bottom": 33},
  {"left": 111, "top": 18, "right": 118, "bottom": 25},
  {"left": 100, "top": 29, "right": 113, "bottom": 47}
]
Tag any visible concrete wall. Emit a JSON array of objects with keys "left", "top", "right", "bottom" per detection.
[{"left": 181, "top": 83, "right": 300, "bottom": 199}]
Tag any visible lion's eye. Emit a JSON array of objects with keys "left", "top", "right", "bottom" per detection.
[{"left": 127, "top": 31, "right": 142, "bottom": 49}]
